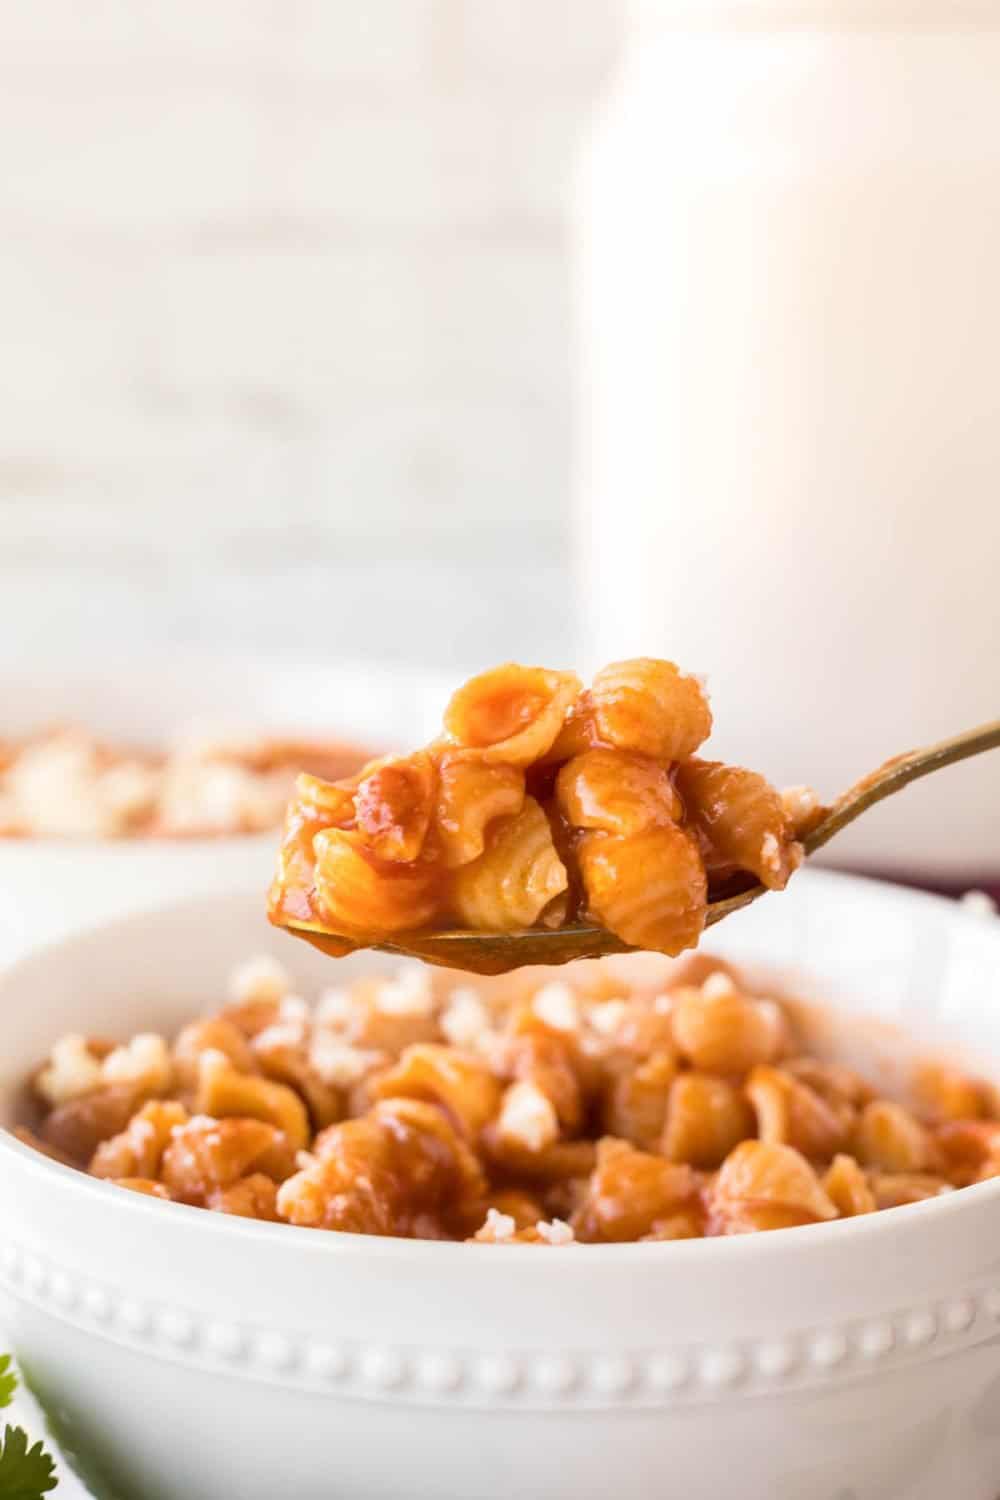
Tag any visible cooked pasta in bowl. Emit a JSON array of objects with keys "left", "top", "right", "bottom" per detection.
[
  {"left": 15, "top": 948, "right": 997, "bottom": 1242},
  {"left": 1, "top": 873, "right": 999, "bottom": 1499}
]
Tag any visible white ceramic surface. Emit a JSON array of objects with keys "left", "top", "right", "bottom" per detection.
[
  {"left": 0, "top": 651, "right": 449, "bottom": 966},
  {"left": 1, "top": 872, "right": 1000, "bottom": 1499}
]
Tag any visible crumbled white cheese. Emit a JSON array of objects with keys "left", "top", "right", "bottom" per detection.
[
  {"left": 578, "top": 1033, "right": 607, "bottom": 1062},
  {"left": 760, "top": 831, "right": 782, "bottom": 878},
  {"left": 36, "top": 1035, "right": 103, "bottom": 1106},
  {"left": 97, "top": 761, "right": 161, "bottom": 827},
  {"left": 158, "top": 759, "right": 284, "bottom": 835},
  {"left": 497, "top": 1081, "right": 559, "bottom": 1153},
  {"left": 588, "top": 999, "right": 628, "bottom": 1037},
  {"left": 481, "top": 1207, "right": 516, "bottom": 1243},
  {"left": 781, "top": 785, "right": 820, "bottom": 822},
  {"left": 177, "top": 1113, "right": 216, "bottom": 1131},
  {"left": 755, "top": 998, "right": 784, "bottom": 1032},
  {"left": 961, "top": 889, "right": 998, "bottom": 920},
  {"left": 228, "top": 955, "right": 291, "bottom": 1007},
  {"left": 315, "top": 987, "right": 353, "bottom": 1028},
  {"left": 440, "top": 987, "right": 490, "bottom": 1049},
  {"left": 102, "top": 1033, "right": 172, "bottom": 1092},
  {"left": 253, "top": 1021, "right": 308, "bottom": 1055},
  {"left": 279, "top": 994, "right": 310, "bottom": 1024},
  {"left": 536, "top": 1218, "right": 575, "bottom": 1246},
  {"left": 196, "top": 1048, "right": 230, "bottom": 1083},
  {"left": 375, "top": 965, "right": 434, "bottom": 1016},
  {"left": 5, "top": 735, "right": 113, "bottom": 837},
  {"left": 476, "top": 1030, "right": 514, "bottom": 1076},
  {"left": 701, "top": 972, "right": 737, "bottom": 1001},
  {"left": 531, "top": 982, "right": 580, "bottom": 1033},
  {"left": 308, "top": 1033, "right": 383, "bottom": 1088}
]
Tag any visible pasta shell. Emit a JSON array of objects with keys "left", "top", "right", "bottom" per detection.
[
  {"left": 433, "top": 753, "right": 525, "bottom": 868},
  {"left": 449, "top": 797, "right": 569, "bottom": 931},
  {"left": 444, "top": 664, "right": 581, "bottom": 766},
  {"left": 313, "top": 828, "right": 442, "bottom": 937},
  {"left": 354, "top": 751, "right": 438, "bottom": 863},
  {"left": 676, "top": 758, "right": 801, "bottom": 890},
  {"left": 591, "top": 658, "right": 712, "bottom": 761},
  {"left": 712, "top": 1140, "right": 838, "bottom": 1226},
  {"left": 556, "top": 747, "right": 681, "bottom": 836},
  {"left": 577, "top": 823, "right": 707, "bottom": 955}
]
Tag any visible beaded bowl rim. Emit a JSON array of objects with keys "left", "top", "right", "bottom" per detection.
[{"left": 3, "top": 1235, "right": 999, "bottom": 1408}]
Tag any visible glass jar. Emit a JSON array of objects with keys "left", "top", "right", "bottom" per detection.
[{"left": 575, "top": 0, "right": 1000, "bottom": 880}]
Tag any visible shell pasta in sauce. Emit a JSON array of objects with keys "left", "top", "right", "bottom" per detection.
[
  {"left": 14, "top": 956, "right": 999, "bottom": 1245},
  {"left": 268, "top": 659, "right": 817, "bottom": 960}
]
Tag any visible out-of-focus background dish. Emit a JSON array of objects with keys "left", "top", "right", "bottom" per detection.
[{"left": 0, "top": 651, "right": 447, "bottom": 963}]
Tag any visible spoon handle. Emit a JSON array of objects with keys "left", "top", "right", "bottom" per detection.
[
  {"left": 705, "top": 717, "right": 1000, "bottom": 930},
  {"left": 802, "top": 717, "right": 1000, "bottom": 858}
]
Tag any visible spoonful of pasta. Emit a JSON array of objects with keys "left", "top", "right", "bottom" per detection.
[{"left": 267, "top": 660, "right": 1000, "bottom": 975}]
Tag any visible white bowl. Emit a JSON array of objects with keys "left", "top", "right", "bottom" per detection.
[
  {"left": 1, "top": 871, "right": 1000, "bottom": 1500},
  {"left": 0, "top": 651, "right": 449, "bottom": 967}
]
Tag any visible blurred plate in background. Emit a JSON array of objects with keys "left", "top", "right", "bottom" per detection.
[{"left": 0, "top": 649, "right": 449, "bottom": 966}]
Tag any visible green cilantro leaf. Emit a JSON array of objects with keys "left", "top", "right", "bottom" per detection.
[
  {"left": 0, "top": 1361, "right": 16, "bottom": 1412},
  {"left": 0, "top": 1423, "right": 58, "bottom": 1498}
]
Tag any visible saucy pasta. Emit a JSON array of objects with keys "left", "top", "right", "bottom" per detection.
[
  {"left": 268, "top": 658, "right": 821, "bottom": 959},
  {"left": 15, "top": 955, "right": 997, "bottom": 1245}
]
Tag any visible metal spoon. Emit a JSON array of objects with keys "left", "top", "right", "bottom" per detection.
[{"left": 278, "top": 718, "right": 1000, "bottom": 975}]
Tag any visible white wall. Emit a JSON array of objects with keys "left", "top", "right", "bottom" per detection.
[{"left": 0, "top": 1, "right": 622, "bottom": 673}]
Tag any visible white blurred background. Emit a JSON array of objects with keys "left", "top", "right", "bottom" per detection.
[
  {"left": 2, "top": 0, "right": 997, "bottom": 882},
  {"left": 0, "top": 0, "right": 622, "bottom": 671}
]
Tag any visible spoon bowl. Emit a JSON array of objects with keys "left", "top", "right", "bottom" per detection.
[{"left": 279, "top": 718, "right": 1000, "bottom": 974}]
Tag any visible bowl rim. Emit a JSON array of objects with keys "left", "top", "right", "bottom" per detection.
[{"left": 2, "top": 867, "right": 999, "bottom": 1263}]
